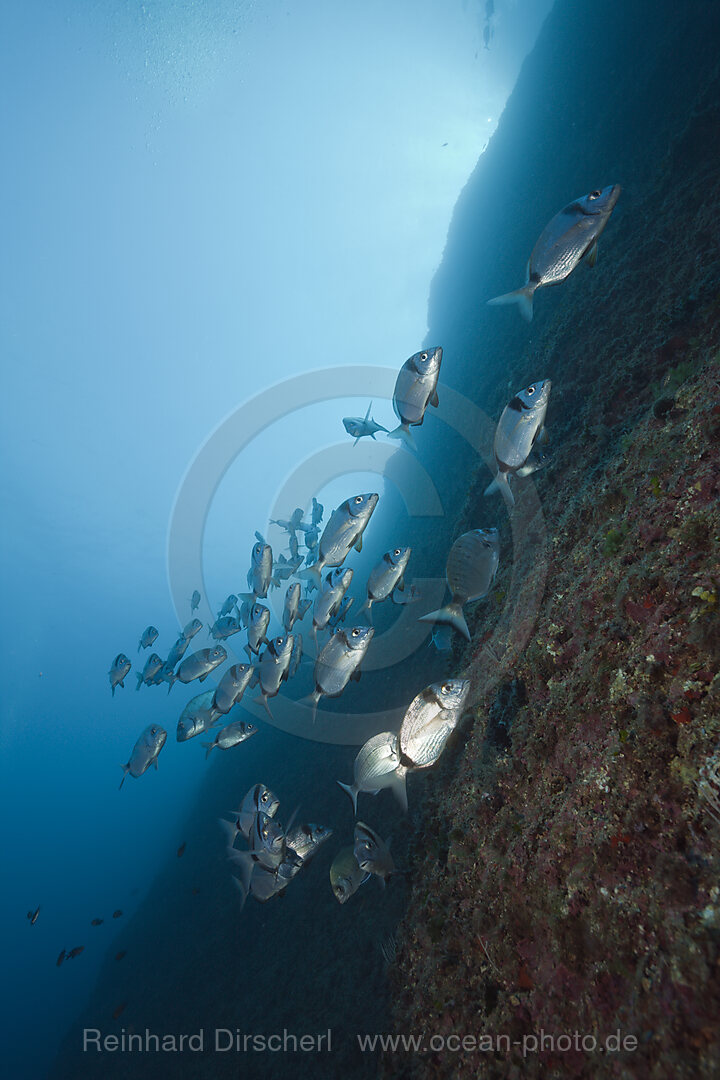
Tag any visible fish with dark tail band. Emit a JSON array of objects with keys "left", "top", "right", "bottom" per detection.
[
  {"left": 485, "top": 379, "right": 551, "bottom": 508},
  {"left": 419, "top": 530, "right": 499, "bottom": 641},
  {"left": 487, "top": 185, "right": 620, "bottom": 321}
]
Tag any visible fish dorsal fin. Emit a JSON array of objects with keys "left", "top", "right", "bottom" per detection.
[{"left": 364, "top": 401, "right": 372, "bottom": 422}]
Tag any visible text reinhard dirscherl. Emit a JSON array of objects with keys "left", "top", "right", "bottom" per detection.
[{"left": 83, "top": 1028, "right": 639, "bottom": 1057}]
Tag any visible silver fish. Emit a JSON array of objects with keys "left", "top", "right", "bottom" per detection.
[
  {"left": 231, "top": 783, "right": 280, "bottom": 840},
  {"left": 176, "top": 690, "right": 219, "bottom": 742},
  {"left": 164, "top": 635, "right": 190, "bottom": 670},
  {"left": 485, "top": 379, "right": 551, "bottom": 508},
  {"left": 202, "top": 720, "right": 256, "bottom": 758},
  {"left": 135, "top": 652, "right": 163, "bottom": 690},
  {"left": 137, "top": 626, "right": 158, "bottom": 652},
  {"left": 190, "top": 589, "right": 201, "bottom": 612},
  {"left": 313, "top": 568, "right": 353, "bottom": 639},
  {"left": 181, "top": 618, "right": 203, "bottom": 641},
  {"left": 337, "top": 730, "right": 408, "bottom": 813},
  {"left": 487, "top": 184, "right": 621, "bottom": 321},
  {"left": 354, "top": 821, "right": 395, "bottom": 881},
  {"left": 219, "top": 594, "right": 239, "bottom": 618},
  {"left": 419, "top": 529, "right": 499, "bottom": 640},
  {"left": 249, "top": 859, "right": 301, "bottom": 902},
  {"left": 398, "top": 679, "right": 470, "bottom": 769},
  {"left": 306, "top": 626, "right": 374, "bottom": 721},
  {"left": 387, "top": 346, "right": 442, "bottom": 450},
  {"left": 119, "top": 724, "right": 167, "bottom": 788},
  {"left": 343, "top": 401, "right": 388, "bottom": 445},
  {"left": 328, "top": 595, "right": 354, "bottom": 628},
  {"left": 330, "top": 846, "right": 369, "bottom": 904},
  {"left": 168, "top": 646, "right": 227, "bottom": 692},
  {"left": 209, "top": 615, "right": 243, "bottom": 641},
  {"left": 283, "top": 582, "right": 301, "bottom": 632},
  {"left": 109, "top": 654, "right": 131, "bottom": 697},
  {"left": 245, "top": 603, "right": 270, "bottom": 657},
  {"left": 257, "top": 634, "right": 294, "bottom": 718},
  {"left": 287, "top": 633, "right": 304, "bottom": 679},
  {"left": 247, "top": 542, "right": 274, "bottom": 599},
  {"left": 213, "top": 663, "right": 254, "bottom": 715},
  {"left": 286, "top": 823, "right": 333, "bottom": 863},
  {"left": 361, "top": 546, "right": 411, "bottom": 621},
  {"left": 300, "top": 493, "right": 379, "bottom": 590},
  {"left": 270, "top": 508, "right": 304, "bottom": 536}
]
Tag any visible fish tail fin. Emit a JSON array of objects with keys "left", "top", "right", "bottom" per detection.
[
  {"left": 386, "top": 423, "right": 416, "bottom": 451},
  {"left": 486, "top": 283, "right": 535, "bottom": 321},
  {"left": 230, "top": 874, "right": 249, "bottom": 912},
  {"left": 300, "top": 690, "right": 321, "bottom": 724},
  {"left": 359, "top": 598, "right": 373, "bottom": 624},
  {"left": 111, "top": 684, "right": 116, "bottom": 698},
  {"left": 227, "top": 849, "right": 255, "bottom": 895},
  {"left": 336, "top": 780, "right": 359, "bottom": 814},
  {"left": 261, "top": 694, "right": 274, "bottom": 721},
  {"left": 202, "top": 742, "right": 214, "bottom": 759},
  {"left": 419, "top": 601, "right": 470, "bottom": 642},
  {"left": 166, "top": 678, "right": 175, "bottom": 695},
  {"left": 217, "top": 817, "right": 238, "bottom": 849},
  {"left": 299, "top": 565, "right": 323, "bottom": 591},
  {"left": 135, "top": 673, "right": 143, "bottom": 690},
  {"left": 119, "top": 765, "right": 129, "bottom": 790},
  {"left": 484, "top": 470, "right": 515, "bottom": 508}
]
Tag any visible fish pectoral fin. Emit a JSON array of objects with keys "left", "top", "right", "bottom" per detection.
[
  {"left": 430, "top": 389, "right": 439, "bottom": 408},
  {"left": 350, "top": 667, "right": 362, "bottom": 682},
  {"left": 584, "top": 240, "right": 598, "bottom": 267},
  {"left": 354, "top": 533, "right": 363, "bottom": 553}
]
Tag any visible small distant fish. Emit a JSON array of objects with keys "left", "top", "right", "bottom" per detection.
[
  {"left": 119, "top": 725, "right": 167, "bottom": 788},
  {"left": 190, "top": 590, "right": 201, "bottom": 612},
  {"left": 487, "top": 184, "right": 621, "bottom": 320},
  {"left": 419, "top": 529, "right": 499, "bottom": 640},
  {"left": 109, "top": 654, "right": 131, "bottom": 697},
  {"left": 66, "top": 946, "right": 84, "bottom": 959},
  {"left": 56, "top": 949, "right": 66, "bottom": 967},
  {"left": 398, "top": 679, "right": 470, "bottom": 769},
  {"left": 114, "top": 950, "right": 126, "bottom": 961},
  {"left": 330, "top": 846, "right": 369, "bottom": 904},
  {"left": 300, "top": 493, "right": 379, "bottom": 590},
  {"left": 270, "top": 508, "right": 304, "bottom": 536},
  {"left": 135, "top": 652, "right": 163, "bottom": 690},
  {"left": 202, "top": 720, "right": 257, "bottom": 758},
  {"left": 167, "top": 646, "right": 227, "bottom": 692},
  {"left": 137, "top": 626, "right": 158, "bottom": 652},
  {"left": 283, "top": 582, "right": 301, "bottom": 633},
  {"left": 256, "top": 634, "right": 294, "bottom": 718},
  {"left": 90, "top": 918, "right": 103, "bottom": 927},
  {"left": 311, "top": 497, "right": 323, "bottom": 526},
  {"left": 181, "top": 618, "right": 203, "bottom": 642},
  {"left": 176, "top": 690, "right": 219, "bottom": 742},
  {"left": 177, "top": 842, "right": 186, "bottom": 858},
  {"left": 313, "top": 568, "right": 353, "bottom": 639},
  {"left": 112, "top": 910, "right": 123, "bottom": 919},
  {"left": 306, "top": 626, "right": 374, "bottom": 721},
  {"left": 484, "top": 380, "right": 551, "bottom": 508},
  {"left": 361, "top": 546, "right": 411, "bottom": 622},
  {"left": 212, "top": 663, "right": 254, "bottom": 715},
  {"left": 245, "top": 603, "right": 271, "bottom": 657},
  {"left": 246, "top": 542, "right": 275, "bottom": 599},
  {"left": 27, "top": 906, "right": 40, "bottom": 925},
  {"left": 387, "top": 347, "right": 442, "bottom": 450},
  {"left": 337, "top": 730, "right": 408, "bottom": 813},
  {"left": 354, "top": 821, "right": 395, "bottom": 882},
  {"left": 430, "top": 625, "right": 454, "bottom": 653},
  {"left": 218, "top": 594, "right": 239, "bottom": 618},
  {"left": 328, "top": 595, "right": 354, "bottom": 628},
  {"left": 209, "top": 615, "right": 243, "bottom": 641},
  {"left": 287, "top": 633, "right": 304, "bottom": 679},
  {"left": 164, "top": 635, "right": 190, "bottom": 671},
  {"left": 112, "top": 1002, "right": 127, "bottom": 1020},
  {"left": 342, "top": 402, "right": 388, "bottom": 445},
  {"left": 486, "top": 0, "right": 494, "bottom": 17},
  {"left": 483, "top": 23, "right": 492, "bottom": 49}
]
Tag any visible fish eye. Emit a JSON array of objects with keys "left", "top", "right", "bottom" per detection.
[
  {"left": 351, "top": 628, "right": 361, "bottom": 637},
  {"left": 261, "top": 792, "right": 269, "bottom": 802},
  {"left": 589, "top": 189, "right": 601, "bottom": 199},
  {"left": 527, "top": 385, "right": 535, "bottom": 395},
  {"left": 420, "top": 352, "right": 428, "bottom": 361},
  {"left": 151, "top": 726, "right": 157, "bottom": 735},
  {"left": 441, "top": 683, "right": 452, "bottom": 694},
  {"left": 394, "top": 548, "right": 401, "bottom": 556},
  {"left": 354, "top": 495, "right": 363, "bottom": 504}
]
